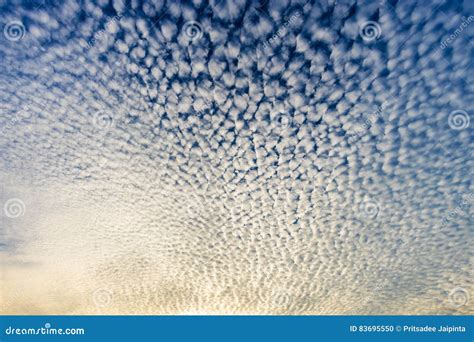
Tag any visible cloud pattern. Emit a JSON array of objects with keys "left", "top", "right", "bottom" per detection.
[{"left": 0, "top": 0, "right": 473, "bottom": 314}]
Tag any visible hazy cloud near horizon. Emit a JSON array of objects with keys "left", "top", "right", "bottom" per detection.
[{"left": 0, "top": 0, "right": 473, "bottom": 314}]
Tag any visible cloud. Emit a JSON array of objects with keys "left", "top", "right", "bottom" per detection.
[{"left": 0, "top": 0, "right": 472, "bottom": 315}]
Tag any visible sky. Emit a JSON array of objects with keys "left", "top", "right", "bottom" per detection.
[{"left": 0, "top": 0, "right": 473, "bottom": 315}]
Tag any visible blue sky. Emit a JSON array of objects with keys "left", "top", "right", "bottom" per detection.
[{"left": 0, "top": 0, "right": 472, "bottom": 314}]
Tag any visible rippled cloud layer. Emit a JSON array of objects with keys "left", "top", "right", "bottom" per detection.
[{"left": 0, "top": 0, "right": 473, "bottom": 314}]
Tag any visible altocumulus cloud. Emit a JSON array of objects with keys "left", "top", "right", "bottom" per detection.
[{"left": 0, "top": 0, "right": 472, "bottom": 315}]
